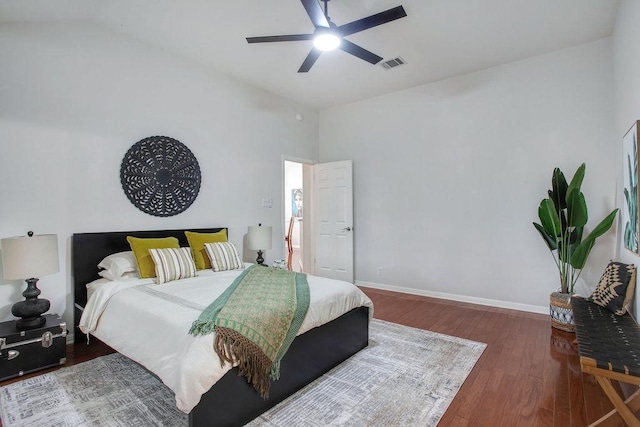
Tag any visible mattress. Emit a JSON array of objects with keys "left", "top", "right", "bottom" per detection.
[{"left": 79, "top": 266, "right": 373, "bottom": 413}]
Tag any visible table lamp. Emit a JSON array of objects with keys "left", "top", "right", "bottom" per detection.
[
  {"left": 247, "top": 224, "right": 272, "bottom": 266},
  {"left": 1, "top": 232, "right": 59, "bottom": 330}
]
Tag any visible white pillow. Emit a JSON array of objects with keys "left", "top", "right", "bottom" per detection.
[
  {"left": 204, "top": 242, "right": 243, "bottom": 272},
  {"left": 98, "top": 270, "right": 140, "bottom": 281},
  {"left": 149, "top": 247, "right": 197, "bottom": 284},
  {"left": 97, "top": 251, "right": 137, "bottom": 280}
]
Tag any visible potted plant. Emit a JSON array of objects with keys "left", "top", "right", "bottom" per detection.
[{"left": 533, "top": 163, "right": 618, "bottom": 332}]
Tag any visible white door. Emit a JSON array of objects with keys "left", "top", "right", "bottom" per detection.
[{"left": 313, "top": 160, "right": 354, "bottom": 282}]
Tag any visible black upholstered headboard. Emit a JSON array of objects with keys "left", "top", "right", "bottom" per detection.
[{"left": 72, "top": 227, "right": 226, "bottom": 342}]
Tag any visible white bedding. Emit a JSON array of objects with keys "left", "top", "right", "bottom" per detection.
[{"left": 79, "top": 266, "right": 373, "bottom": 413}]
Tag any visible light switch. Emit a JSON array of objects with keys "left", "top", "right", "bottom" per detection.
[{"left": 262, "top": 198, "right": 272, "bottom": 208}]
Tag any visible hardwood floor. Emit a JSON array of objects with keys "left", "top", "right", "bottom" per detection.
[
  {"left": 360, "top": 287, "right": 624, "bottom": 426},
  {"left": 0, "top": 287, "right": 628, "bottom": 426}
]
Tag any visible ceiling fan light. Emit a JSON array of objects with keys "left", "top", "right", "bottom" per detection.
[{"left": 313, "top": 33, "right": 341, "bottom": 51}]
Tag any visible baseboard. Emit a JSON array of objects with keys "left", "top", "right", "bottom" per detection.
[{"left": 356, "top": 280, "right": 548, "bottom": 315}]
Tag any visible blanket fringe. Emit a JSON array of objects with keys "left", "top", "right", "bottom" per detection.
[{"left": 214, "top": 327, "right": 273, "bottom": 399}]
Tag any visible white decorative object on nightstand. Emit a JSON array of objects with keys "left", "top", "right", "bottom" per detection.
[{"left": 272, "top": 260, "right": 286, "bottom": 269}]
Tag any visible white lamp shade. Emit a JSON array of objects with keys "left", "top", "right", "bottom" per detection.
[
  {"left": 1, "top": 234, "right": 59, "bottom": 280},
  {"left": 247, "top": 226, "right": 272, "bottom": 251}
]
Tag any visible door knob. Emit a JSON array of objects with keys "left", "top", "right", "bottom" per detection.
[{"left": 342, "top": 227, "right": 352, "bottom": 232}]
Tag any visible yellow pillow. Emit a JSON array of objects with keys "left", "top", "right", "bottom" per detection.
[
  {"left": 185, "top": 230, "right": 228, "bottom": 270},
  {"left": 126, "top": 236, "right": 180, "bottom": 278}
]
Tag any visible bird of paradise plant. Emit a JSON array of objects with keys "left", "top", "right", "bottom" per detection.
[{"left": 533, "top": 163, "right": 618, "bottom": 294}]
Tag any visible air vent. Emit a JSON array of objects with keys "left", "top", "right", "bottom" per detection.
[{"left": 380, "top": 57, "right": 406, "bottom": 70}]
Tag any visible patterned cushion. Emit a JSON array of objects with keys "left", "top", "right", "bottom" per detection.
[
  {"left": 149, "top": 247, "right": 197, "bottom": 284},
  {"left": 204, "top": 242, "right": 243, "bottom": 272},
  {"left": 589, "top": 261, "right": 636, "bottom": 315}
]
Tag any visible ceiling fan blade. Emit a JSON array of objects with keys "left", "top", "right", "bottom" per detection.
[
  {"left": 247, "top": 34, "right": 313, "bottom": 43},
  {"left": 339, "top": 40, "right": 383, "bottom": 65},
  {"left": 301, "top": 0, "right": 330, "bottom": 28},
  {"left": 338, "top": 5, "right": 407, "bottom": 36},
  {"left": 298, "top": 48, "right": 322, "bottom": 73}
]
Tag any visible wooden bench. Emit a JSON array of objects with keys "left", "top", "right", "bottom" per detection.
[{"left": 572, "top": 297, "right": 640, "bottom": 426}]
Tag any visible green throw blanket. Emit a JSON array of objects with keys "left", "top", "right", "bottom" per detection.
[{"left": 189, "top": 265, "right": 310, "bottom": 398}]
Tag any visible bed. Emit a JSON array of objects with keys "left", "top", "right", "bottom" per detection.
[{"left": 72, "top": 227, "right": 371, "bottom": 427}]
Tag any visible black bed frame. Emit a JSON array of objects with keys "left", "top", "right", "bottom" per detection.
[{"left": 72, "top": 227, "right": 369, "bottom": 427}]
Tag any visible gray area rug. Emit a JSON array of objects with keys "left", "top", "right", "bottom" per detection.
[{"left": 0, "top": 319, "right": 486, "bottom": 426}]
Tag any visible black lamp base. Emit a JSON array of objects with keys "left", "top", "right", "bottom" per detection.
[
  {"left": 255, "top": 250, "right": 267, "bottom": 266},
  {"left": 11, "top": 278, "right": 50, "bottom": 331}
]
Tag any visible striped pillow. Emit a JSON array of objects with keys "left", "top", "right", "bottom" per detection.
[
  {"left": 149, "top": 247, "right": 197, "bottom": 284},
  {"left": 204, "top": 242, "right": 243, "bottom": 272}
]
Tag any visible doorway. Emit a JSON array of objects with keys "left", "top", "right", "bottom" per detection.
[
  {"left": 284, "top": 160, "right": 310, "bottom": 272},
  {"left": 283, "top": 158, "right": 353, "bottom": 279}
]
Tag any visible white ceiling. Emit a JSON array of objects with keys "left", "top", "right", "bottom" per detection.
[{"left": 0, "top": 0, "right": 620, "bottom": 110}]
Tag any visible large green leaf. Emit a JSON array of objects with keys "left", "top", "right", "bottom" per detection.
[
  {"left": 569, "top": 240, "right": 595, "bottom": 270},
  {"left": 565, "top": 164, "right": 587, "bottom": 227},
  {"left": 533, "top": 222, "right": 557, "bottom": 251},
  {"left": 538, "top": 198, "right": 562, "bottom": 238},
  {"left": 569, "top": 209, "right": 618, "bottom": 269},
  {"left": 566, "top": 163, "right": 585, "bottom": 199},
  {"left": 566, "top": 190, "right": 587, "bottom": 227},
  {"left": 586, "top": 209, "right": 619, "bottom": 240},
  {"left": 549, "top": 168, "right": 568, "bottom": 211}
]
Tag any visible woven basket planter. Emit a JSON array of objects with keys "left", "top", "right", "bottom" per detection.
[{"left": 549, "top": 291, "right": 575, "bottom": 332}]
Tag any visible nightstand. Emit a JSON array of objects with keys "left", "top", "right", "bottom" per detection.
[{"left": 0, "top": 314, "right": 67, "bottom": 381}]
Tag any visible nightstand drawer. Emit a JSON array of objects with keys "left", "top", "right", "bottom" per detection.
[{"left": 0, "top": 314, "right": 67, "bottom": 381}]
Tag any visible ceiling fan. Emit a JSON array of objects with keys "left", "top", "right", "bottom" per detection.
[{"left": 246, "top": 0, "right": 407, "bottom": 73}]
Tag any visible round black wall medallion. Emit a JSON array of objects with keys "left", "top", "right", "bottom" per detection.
[{"left": 120, "top": 136, "right": 201, "bottom": 217}]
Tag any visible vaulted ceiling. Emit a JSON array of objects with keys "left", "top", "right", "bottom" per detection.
[{"left": 0, "top": 0, "right": 620, "bottom": 110}]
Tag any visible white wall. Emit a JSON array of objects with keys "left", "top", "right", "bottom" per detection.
[
  {"left": 320, "top": 39, "right": 616, "bottom": 312},
  {"left": 0, "top": 23, "right": 319, "bottom": 333},
  {"left": 613, "top": 0, "right": 640, "bottom": 315}
]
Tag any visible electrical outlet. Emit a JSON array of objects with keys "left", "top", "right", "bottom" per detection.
[
  {"left": 261, "top": 198, "right": 272, "bottom": 208},
  {"left": 377, "top": 267, "right": 383, "bottom": 276}
]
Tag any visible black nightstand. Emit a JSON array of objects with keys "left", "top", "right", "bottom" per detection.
[{"left": 0, "top": 314, "right": 67, "bottom": 381}]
